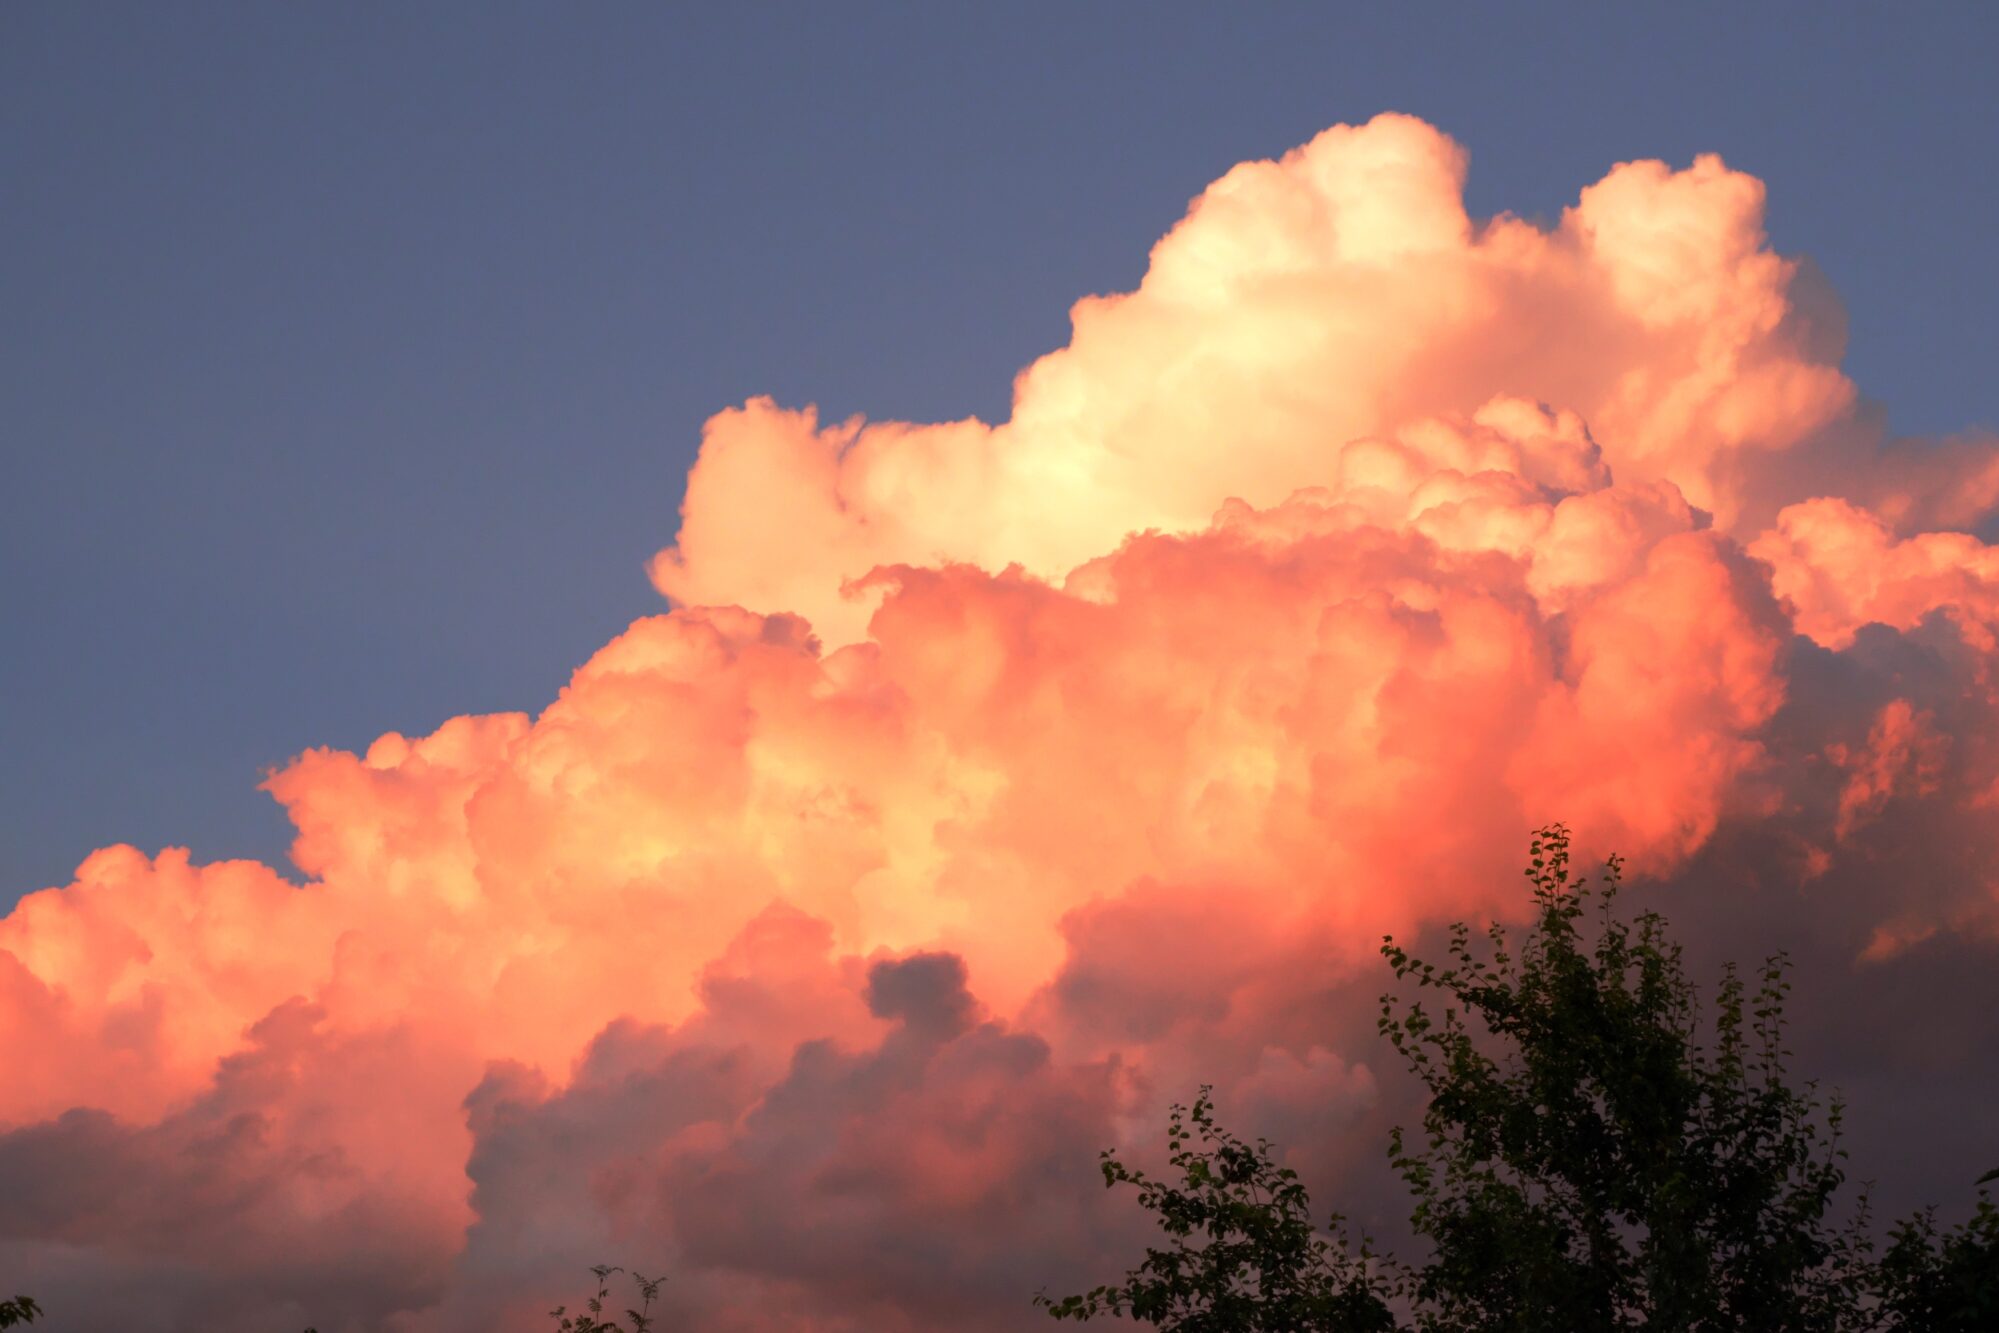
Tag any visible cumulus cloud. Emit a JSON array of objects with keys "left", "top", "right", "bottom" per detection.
[
  {"left": 0, "top": 1000, "right": 469, "bottom": 1332},
  {"left": 5, "top": 113, "right": 1999, "bottom": 1328},
  {"left": 432, "top": 944, "right": 1135, "bottom": 1333},
  {"left": 653, "top": 115, "right": 1865, "bottom": 644}
]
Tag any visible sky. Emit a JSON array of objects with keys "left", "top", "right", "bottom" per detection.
[
  {"left": 6, "top": 4, "right": 1999, "bottom": 902},
  {"left": 5, "top": 6, "right": 1999, "bottom": 1332}
]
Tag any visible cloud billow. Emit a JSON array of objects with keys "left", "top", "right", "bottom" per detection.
[{"left": 4, "top": 114, "right": 1998, "bottom": 1329}]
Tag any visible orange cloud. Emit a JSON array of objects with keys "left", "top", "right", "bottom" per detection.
[
  {"left": 655, "top": 115, "right": 1861, "bottom": 645},
  {"left": 7, "top": 114, "right": 1999, "bottom": 1330}
]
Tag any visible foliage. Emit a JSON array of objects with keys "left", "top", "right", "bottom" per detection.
[
  {"left": 1874, "top": 1187, "right": 1999, "bottom": 1333},
  {"left": 1045, "top": 825, "right": 1995, "bottom": 1332},
  {"left": 1377, "top": 825, "right": 1867, "bottom": 1331},
  {"left": 1034, "top": 1090, "right": 1396, "bottom": 1331},
  {"left": 0, "top": 1296, "right": 38, "bottom": 1329},
  {"left": 550, "top": 1264, "right": 665, "bottom": 1333}
]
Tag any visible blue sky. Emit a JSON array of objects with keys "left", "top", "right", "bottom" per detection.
[{"left": 5, "top": 3, "right": 1996, "bottom": 907}]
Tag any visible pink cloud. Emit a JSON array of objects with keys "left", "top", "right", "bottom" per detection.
[{"left": 6, "top": 113, "right": 1999, "bottom": 1328}]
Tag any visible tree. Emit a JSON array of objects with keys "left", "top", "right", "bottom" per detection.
[
  {"left": 1377, "top": 826, "right": 1865, "bottom": 1331},
  {"left": 549, "top": 1265, "right": 665, "bottom": 1333},
  {"left": 0, "top": 1296, "right": 38, "bottom": 1329},
  {"left": 1033, "top": 1090, "right": 1396, "bottom": 1331},
  {"left": 1045, "top": 826, "right": 1993, "bottom": 1332},
  {"left": 1873, "top": 1183, "right": 1998, "bottom": 1333}
]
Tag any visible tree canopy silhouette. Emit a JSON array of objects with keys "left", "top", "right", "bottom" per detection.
[{"left": 1042, "top": 826, "right": 1997, "bottom": 1332}]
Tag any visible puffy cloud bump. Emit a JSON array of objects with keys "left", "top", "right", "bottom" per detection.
[{"left": 5, "top": 115, "right": 1998, "bottom": 1330}]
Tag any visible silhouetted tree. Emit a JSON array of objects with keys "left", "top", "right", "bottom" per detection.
[
  {"left": 1376, "top": 826, "right": 1867, "bottom": 1331},
  {"left": 1874, "top": 1180, "right": 1998, "bottom": 1333},
  {"left": 1034, "top": 1089, "right": 1396, "bottom": 1331},
  {"left": 1045, "top": 826, "right": 1994, "bottom": 1332},
  {"left": 0, "top": 1296, "right": 38, "bottom": 1329},
  {"left": 551, "top": 1265, "right": 664, "bottom": 1333}
]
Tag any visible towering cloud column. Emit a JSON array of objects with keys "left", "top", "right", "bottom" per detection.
[{"left": 5, "top": 114, "right": 1998, "bottom": 1332}]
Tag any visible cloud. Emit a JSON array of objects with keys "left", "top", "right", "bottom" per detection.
[
  {"left": 652, "top": 115, "right": 1863, "bottom": 645},
  {"left": 5, "top": 113, "right": 1999, "bottom": 1328},
  {"left": 0, "top": 1001, "right": 468, "bottom": 1332},
  {"left": 432, "top": 945, "right": 1132, "bottom": 1332}
]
